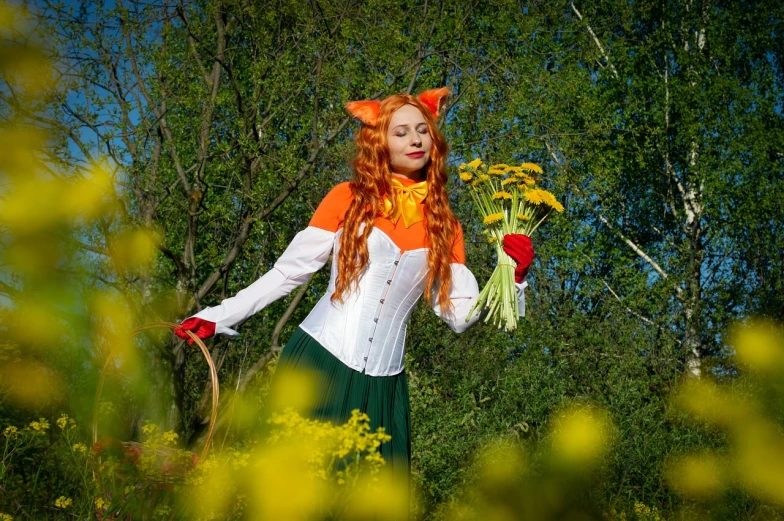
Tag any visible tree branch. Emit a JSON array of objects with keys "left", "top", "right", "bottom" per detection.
[{"left": 571, "top": 2, "right": 619, "bottom": 79}]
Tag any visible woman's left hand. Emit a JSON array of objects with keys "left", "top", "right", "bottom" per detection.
[{"left": 502, "top": 234, "right": 535, "bottom": 283}]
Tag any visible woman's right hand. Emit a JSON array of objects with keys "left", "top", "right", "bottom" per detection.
[
  {"left": 175, "top": 317, "right": 216, "bottom": 344},
  {"left": 501, "top": 234, "right": 535, "bottom": 283}
]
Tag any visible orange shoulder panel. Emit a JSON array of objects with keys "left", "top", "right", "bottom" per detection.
[
  {"left": 309, "top": 182, "right": 354, "bottom": 232},
  {"left": 310, "top": 181, "right": 466, "bottom": 263}
]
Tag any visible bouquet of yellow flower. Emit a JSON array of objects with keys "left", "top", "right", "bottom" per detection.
[{"left": 459, "top": 159, "right": 564, "bottom": 331}]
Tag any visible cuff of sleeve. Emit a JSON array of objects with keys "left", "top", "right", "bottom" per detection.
[
  {"left": 193, "top": 307, "right": 241, "bottom": 337},
  {"left": 515, "top": 281, "right": 528, "bottom": 317},
  {"left": 215, "top": 324, "right": 240, "bottom": 337}
]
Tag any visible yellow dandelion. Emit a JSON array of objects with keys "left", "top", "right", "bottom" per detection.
[
  {"left": 548, "top": 199, "right": 565, "bottom": 212},
  {"left": 501, "top": 178, "right": 516, "bottom": 186},
  {"left": 520, "top": 162, "right": 543, "bottom": 174},
  {"left": 467, "top": 158, "right": 483, "bottom": 169},
  {"left": 488, "top": 237, "right": 497, "bottom": 244},
  {"left": 517, "top": 213, "right": 531, "bottom": 221},
  {"left": 55, "top": 497, "right": 72, "bottom": 509},
  {"left": 538, "top": 189, "right": 565, "bottom": 212},
  {"left": 471, "top": 180, "right": 481, "bottom": 188},
  {"left": 487, "top": 166, "right": 507, "bottom": 176},
  {"left": 479, "top": 174, "right": 490, "bottom": 182},
  {"left": 459, "top": 172, "right": 473, "bottom": 182},
  {"left": 515, "top": 172, "right": 536, "bottom": 183},
  {"left": 491, "top": 191, "right": 513, "bottom": 200},
  {"left": 483, "top": 212, "right": 504, "bottom": 225},
  {"left": 524, "top": 190, "right": 545, "bottom": 205}
]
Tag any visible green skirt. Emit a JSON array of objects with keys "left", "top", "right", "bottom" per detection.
[{"left": 277, "top": 327, "right": 411, "bottom": 476}]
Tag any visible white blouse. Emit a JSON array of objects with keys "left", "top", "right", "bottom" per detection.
[{"left": 191, "top": 224, "right": 526, "bottom": 376}]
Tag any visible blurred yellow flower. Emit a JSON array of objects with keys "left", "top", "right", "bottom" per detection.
[
  {"left": 72, "top": 443, "right": 87, "bottom": 455},
  {"left": 54, "top": 496, "right": 72, "bottom": 509},
  {"left": 501, "top": 178, "right": 516, "bottom": 186},
  {"left": 459, "top": 172, "right": 473, "bottom": 182},
  {"left": 3, "top": 426, "right": 18, "bottom": 438},
  {"left": 1, "top": 362, "right": 62, "bottom": 408},
  {"left": 665, "top": 452, "right": 725, "bottom": 498},
  {"left": 730, "top": 319, "right": 784, "bottom": 374},
  {"left": 60, "top": 165, "right": 115, "bottom": 219},
  {"left": 108, "top": 228, "right": 157, "bottom": 274},
  {"left": 516, "top": 213, "right": 530, "bottom": 222},
  {"left": 467, "top": 158, "right": 483, "bottom": 169},
  {"left": 94, "top": 498, "right": 108, "bottom": 510},
  {"left": 549, "top": 406, "right": 611, "bottom": 469},
  {"left": 672, "top": 378, "right": 753, "bottom": 428},
  {"left": 0, "top": 513, "right": 12, "bottom": 521},
  {"left": 250, "top": 442, "right": 329, "bottom": 520},
  {"left": 342, "top": 471, "right": 410, "bottom": 520}
]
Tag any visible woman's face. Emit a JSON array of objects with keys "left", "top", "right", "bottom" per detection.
[{"left": 386, "top": 104, "right": 432, "bottom": 178}]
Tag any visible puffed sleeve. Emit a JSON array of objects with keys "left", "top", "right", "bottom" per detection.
[
  {"left": 191, "top": 183, "right": 352, "bottom": 337},
  {"left": 430, "top": 221, "right": 483, "bottom": 333}
]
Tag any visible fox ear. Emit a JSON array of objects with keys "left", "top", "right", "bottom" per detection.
[
  {"left": 417, "top": 88, "right": 451, "bottom": 119},
  {"left": 345, "top": 100, "right": 381, "bottom": 126}
]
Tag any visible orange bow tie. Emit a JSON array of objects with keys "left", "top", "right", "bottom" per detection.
[{"left": 383, "top": 178, "right": 428, "bottom": 228}]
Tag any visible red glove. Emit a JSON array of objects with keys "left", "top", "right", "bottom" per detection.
[
  {"left": 175, "top": 317, "right": 216, "bottom": 344},
  {"left": 502, "top": 234, "right": 535, "bottom": 283}
]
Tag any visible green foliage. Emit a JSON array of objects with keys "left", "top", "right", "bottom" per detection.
[{"left": 2, "top": 0, "right": 783, "bottom": 519}]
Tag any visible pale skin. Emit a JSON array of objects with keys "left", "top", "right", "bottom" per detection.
[{"left": 386, "top": 104, "right": 432, "bottom": 181}]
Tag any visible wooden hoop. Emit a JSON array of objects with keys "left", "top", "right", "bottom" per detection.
[{"left": 91, "top": 321, "right": 219, "bottom": 463}]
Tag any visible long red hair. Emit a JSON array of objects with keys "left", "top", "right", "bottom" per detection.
[{"left": 331, "top": 94, "right": 457, "bottom": 314}]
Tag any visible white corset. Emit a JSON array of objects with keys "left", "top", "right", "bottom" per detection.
[
  {"left": 300, "top": 227, "right": 433, "bottom": 375},
  {"left": 191, "top": 225, "right": 484, "bottom": 376}
]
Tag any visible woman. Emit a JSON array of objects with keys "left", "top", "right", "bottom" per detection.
[{"left": 175, "top": 88, "right": 534, "bottom": 475}]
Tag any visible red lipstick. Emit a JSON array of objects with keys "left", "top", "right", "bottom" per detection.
[{"left": 406, "top": 152, "right": 425, "bottom": 158}]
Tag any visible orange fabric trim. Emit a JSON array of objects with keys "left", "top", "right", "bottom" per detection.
[{"left": 309, "top": 180, "right": 466, "bottom": 263}]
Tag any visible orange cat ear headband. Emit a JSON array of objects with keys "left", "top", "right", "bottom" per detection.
[{"left": 345, "top": 88, "right": 450, "bottom": 127}]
